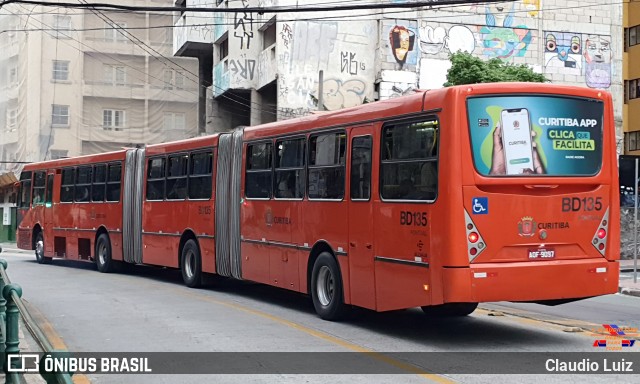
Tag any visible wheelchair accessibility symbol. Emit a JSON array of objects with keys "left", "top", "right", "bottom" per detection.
[{"left": 472, "top": 197, "right": 488, "bottom": 215}]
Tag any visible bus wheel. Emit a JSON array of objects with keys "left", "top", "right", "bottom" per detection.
[
  {"left": 34, "top": 232, "right": 51, "bottom": 264},
  {"left": 95, "top": 233, "right": 114, "bottom": 273},
  {"left": 421, "top": 302, "right": 478, "bottom": 317},
  {"left": 181, "top": 239, "right": 202, "bottom": 288},
  {"left": 310, "top": 252, "right": 347, "bottom": 321}
]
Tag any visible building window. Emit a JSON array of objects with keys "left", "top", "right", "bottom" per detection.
[
  {"left": 104, "top": 22, "right": 127, "bottom": 42},
  {"left": 103, "top": 109, "right": 125, "bottom": 131},
  {"left": 218, "top": 37, "right": 228, "bottom": 62},
  {"left": 627, "top": 79, "right": 640, "bottom": 103},
  {"left": 7, "top": 109, "right": 17, "bottom": 130},
  {"left": 52, "top": 104, "right": 69, "bottom": 126},
  {"left": 104, "top": 65, "right": 126, "bottom": 86},
  {"left": 50, "top": 150, "right": 68, "bottom": 160},
  {"left": 52, "top": 60, "right": 69, "bottom": 81},
  {"left": 262, "top": 21, "right": 276, "bottom": 48},
  {"left": 9, "top": 66, "right": 17, "bottom": 85},
  {"left": 628, "top": 131, "right": 640, "bottom": 152},
  {"left": 627, "top": 26, "right": 639, "bottom": 50},
  {"left": 163, "top": 112, "right": 185, "bottom": 132},
  {"left": 163, "top": 70, "right": 185, "bottom": 90},
  {"left": 53, "top": 15, "right": 71, "bottom": 39}
]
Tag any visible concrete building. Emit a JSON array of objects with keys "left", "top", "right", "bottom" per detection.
[
  {"left": 175, "top": 0, "right": 623, "bottom": 149},
  {"left": 0, "top": 0, "right": 200, "bottom": 178},
  {"left": 624, "top": 0, "right": 640, "bottom": 154}
]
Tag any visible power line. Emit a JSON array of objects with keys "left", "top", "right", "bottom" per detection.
[{"left": 0, "top": 0, "right": 516, "bottom": 14}]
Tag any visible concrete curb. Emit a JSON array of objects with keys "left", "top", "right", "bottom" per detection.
[
  {"left": 618, "top": 286, "right": 640, "bottom": 297},
  {"left": 0, "top": 246, "right": 32, "bottom": 255}
]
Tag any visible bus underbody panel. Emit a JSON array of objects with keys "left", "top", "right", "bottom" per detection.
[{"left": 441, "top": 259, "right": 618, "bottom": 303}]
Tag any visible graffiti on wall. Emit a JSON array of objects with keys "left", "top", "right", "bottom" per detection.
[
  {"left": 584, "top": 35, "right": 612, "bottom": 89},
  {"left": 419, "top": 24, "right": 475, "bottom": 55},
  {"left": 479, "top": 3, "right": 532, "bottom": 59},
  {"left": 522, "top": 0, "right": 540, "bottom": 17},
  {"left": 542, "top": 31, "right": 612, "bottom": 89},
  {"left": 234, "top": 0, "right": 254, "bottom": 49},
  {"left": 320, "top": 78, "right": 367, "bottom": 110},
  {"left": 229, "top": 58, "right": 256, "bottom": 80},
  {"left": 389, "top": 25, "right": 417, "bottom": 69},
  {"left": 280, "top": 23, "right": 293, "bottom": 49},
  {"left": 341, "top": 51, "right": 365, "bottom": 75},
  {"left": 544, "top": 32, "right": 582, "bottom": 74},
  {"left": 291, "top": 21, "right": 338, "bottom": 71}
]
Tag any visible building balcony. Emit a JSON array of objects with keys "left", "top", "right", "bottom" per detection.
[
  {"left": 148, "top": 86, "right": 199, "bottom": 103},
  {"left": 1, "top": 129, "right": 19, "bottom": 145},
  {"left": 83, "top": 37, "right": 149, "bottom": 57},
  {"left": 213, "top": 60, "right": 230, "bottom": 98},
  {"left": 173, "top": 11, "right": 213, "bottom": 57},
  {"left": 0, "top": 86, "right": 18, "bottom": 101},
  {"left": 82, "top": 81, "right": 147, "bottom": 100},
  {"left": 257, "top": 45, "right": 277, "bottom": 90}
]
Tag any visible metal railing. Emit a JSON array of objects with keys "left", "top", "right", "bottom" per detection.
[{"left": 0, "top": 259, "right": 74, "bottom": 384}]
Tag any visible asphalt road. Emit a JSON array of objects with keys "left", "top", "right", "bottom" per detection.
[{"left": 1, "top": 250, "right": 638, "bottom": 384}]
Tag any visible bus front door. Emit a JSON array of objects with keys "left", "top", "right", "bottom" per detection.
[{"left": 347, "top": 126, "right": 376, "bottom": 310}]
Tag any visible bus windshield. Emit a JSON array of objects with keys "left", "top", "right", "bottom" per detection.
[{"left": 467, "top": 95, "right": 604, "bottom": 177}]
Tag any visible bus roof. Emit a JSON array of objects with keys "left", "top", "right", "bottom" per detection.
[
  {"left": 144, "top": 133, "right": 220, "bottom": 156},
  {"left": 21, "top": 149, "right": 129, "bottom": 172}
]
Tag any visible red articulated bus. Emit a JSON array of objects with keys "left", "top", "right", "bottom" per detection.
[{"left": 17, "top": 83, "right": 620, "bottom": 320}]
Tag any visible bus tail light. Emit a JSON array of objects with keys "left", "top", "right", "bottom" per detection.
[
  {"left": 464, "top": 210, "right": 486, "bottom": 262},
  {"left": 591, "top": 208, "right": 609, "bottom": 256}
]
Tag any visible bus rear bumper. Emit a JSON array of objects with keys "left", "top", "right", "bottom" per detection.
[{"left": 442, "top": 259, "right": 619, "bottom": 303}]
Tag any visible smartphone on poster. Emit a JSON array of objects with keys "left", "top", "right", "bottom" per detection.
[{"left": 500, "top": 108, "right": 534, "bottom": 175}]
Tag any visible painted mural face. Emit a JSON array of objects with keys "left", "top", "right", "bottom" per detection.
[
  {"left": 480, "top": 3, "right": 531, "bottom": 59},
  {"left": 545, "top": 32, "right": 582, "bottom": 70},
  {"left": 584, "top": 35, "right": 612, "bottom": 88},
  {"left": 389, "top": 25, "right": 416, "bottom": 67},
  {"left": 485, "top": 3, "right": 514, "bottom": 27}
]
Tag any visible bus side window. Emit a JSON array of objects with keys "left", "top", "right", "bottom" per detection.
[
  {"left": 92, "top": 164, "right": 106, "bottom": 202},
  {"left": 381, "top": 118, "right": 439, "bottom": 201},
  {"left": 146, "top": 157, "right": 166, "bottom": 201},
  {"left": 275, "top": 138, "right": 305, "bottom": 199},
  {"left": 166, "top": 154, "right": 188, "bottom": 200},
  {"left": 350, "top": 136, "right": 372, "bottom": 200},
  {"left": 74, "top": 166, "right": 92, "bottom": 203},
  {"left": 308, "top": 132, "right": 346, "bottom": 200},
  {"left": 245, "top": 142, "right": 272, "bottom": 199},
  {"left": 32, "top": 171, "right": 46, "bottom": 205},
  {"left": 189, "top": 151, "right": 213, "bottom": 199},
  {"left": 19, "top": 171, "right": 32, "bottom": 208},
  {"left": 106, "top": 163, "right": 122, "bottom": 202},
  {"left": 60, "top": 168, "right": 74, "bottom": 202}
]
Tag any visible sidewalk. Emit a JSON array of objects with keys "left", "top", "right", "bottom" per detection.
[
  {"left": 2, "top": 241, "right": 640, "bottom": 297},
  {"left": 619, "top": 258, "right": 640, "bottom": 297}
]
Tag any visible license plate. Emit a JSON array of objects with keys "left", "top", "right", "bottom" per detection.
[{"left": 528, "top": 248, "right": 555, "bottom": 260}]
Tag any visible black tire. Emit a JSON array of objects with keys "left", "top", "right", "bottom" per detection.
[
  {"left": 95, "top": 233, "right": 115, "bottom": 273},
  {"left": 34, "top": 232, "right": 51, "bottom": 264},
  {"left": 421, "top": 302, "right": 478, "bottom": 317},
  {"left": 181, "top": 239, "right": 202, "bottom": 288},
  {"left": 310, "top": 252, "right": 348, "bottom": 321}
]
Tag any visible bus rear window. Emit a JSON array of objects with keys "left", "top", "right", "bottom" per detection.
[{"left": 467, "top": 95, "right": 604, "bottom": 177}]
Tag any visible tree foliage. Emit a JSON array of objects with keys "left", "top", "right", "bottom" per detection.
[{"left": 444, "top": 52, "right": 547, "bottom": 87}]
